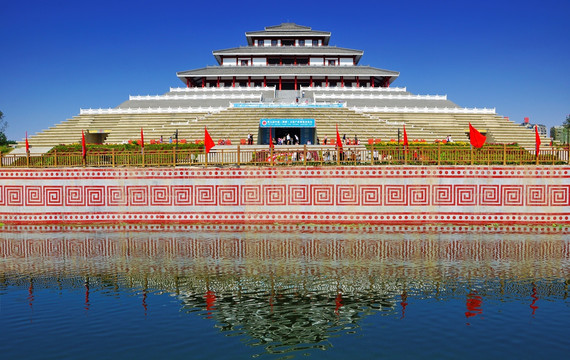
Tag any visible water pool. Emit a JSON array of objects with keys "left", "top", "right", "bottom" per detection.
[{"left": 1, "top": 225, "right": 569, "bottom": 359}]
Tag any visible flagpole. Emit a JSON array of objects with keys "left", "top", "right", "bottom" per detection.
[
  {"left": 81, "top": 130, "right": 86, "bottom": 167},
  {"left": 141, "top": 128, "right": 145, "bottom": 167},
  {"left": 269, "top": 127, "right": 274, "bottom": 166},
  {"left": 535, "top": 125, "right": 540, "bottom": 165},
  {"left": 25, "top": 131, "right": 30, "bottom": 167},
  {"left": 204, "top": 138, "right": 208, "bottom": 167}
]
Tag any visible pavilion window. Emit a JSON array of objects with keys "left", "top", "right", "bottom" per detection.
[
  {"left": 282, "top": 39, "right": 294, "bottom": 46},
  {"left": 328, "top": 60, "right": 336, "bottom": 66},
  {"left": 241, "top": 60, "right": 249, "bottom": 66},
  {"left": 258, "top": 39, "right": 264, "bottom": 46},
  {"left": 271, "top": 39, "right": 278, "bottom": 46},
  {"left": 299, "top": 39, "right": 305, "bottom": 47},
  {"left": 312, "top": 39, "right": 318, "bottom": 46}
]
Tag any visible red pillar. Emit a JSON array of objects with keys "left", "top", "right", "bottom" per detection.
[
  {"left": 186, "top": 78, "right": 190, "bottom": 88},
  {"left": 310, "top": 76, "right": 313, "bottom": 87},
  {"left": 325, "top": 76, "right": 328, "bottom": 87},
  {"left": 356, "top": 76, "right": 360, "bottom": 87},
  {"left": 232, "top": 76, "right": 236, "bottom": 87},
  {"left": 248, "top": 76, "right": 251, "bottom": 87},
  {"left": 264, "top": 76, "right": 267, "bottom": 87},
  {"left": 341, "top": 76, "right": 344, "bottom": 87},
  {"left": 217, "top": 77, "right": 220, "bottom": 88},
  {"left": 371, "top": 77, "right": 374, "bottom": 88},
  {"left": 202, "top": 78, "right": 205, "bottom": 88},
  {"left": 279, "top": 76, "right": 282, "bottom": 90},
  {"left": 294, "top": 76, "right": 297, "bottom": 90}
]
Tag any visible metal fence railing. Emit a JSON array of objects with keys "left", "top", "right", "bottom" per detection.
[{"left": 1, "top": 144, "right": 569, "bottom": 168}]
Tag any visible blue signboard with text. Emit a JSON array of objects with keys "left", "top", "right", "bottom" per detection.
[{"left": 259, "top": 118, "right": 315, "bottom": 128}]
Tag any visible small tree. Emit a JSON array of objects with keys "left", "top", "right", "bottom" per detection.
[
  {"left": 0, "top": 111, "right": 7, "bottom": 146},
  {"left": 563, "top": 114, "right": 570, "bottom": 129}
]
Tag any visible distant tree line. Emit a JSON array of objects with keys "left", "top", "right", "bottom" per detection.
[
  {"left": 0, "top": 110, "right": 7, "bottom": 145},
  {"left": 0, "top": 110, "right": 16, "bottom": 147}
]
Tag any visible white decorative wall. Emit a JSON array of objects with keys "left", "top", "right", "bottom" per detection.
[{"left": 0, "top": 166, "right": 568, "bottom": 225}]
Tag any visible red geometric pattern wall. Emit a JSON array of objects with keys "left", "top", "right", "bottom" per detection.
[
  {"left": 0, "top": 183, "right": 569, "bottom": 207},
  {"left": 0, "top": 166, "right": 568, "bottom": 224}
]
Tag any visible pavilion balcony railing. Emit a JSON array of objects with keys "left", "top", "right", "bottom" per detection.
[
  {"left": 169, "top": 86, "right": 277, "bottom": 92},
  {"left": 128, "top": 94, "right": 261, "bottom": 101},
  {"left": 300, "top": 85, "right": 408, "bottom": 92},
  {"left": 1, "top": 145, "right": 569, "bottom": 168}
]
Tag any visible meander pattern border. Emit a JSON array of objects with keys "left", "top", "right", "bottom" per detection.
[{"left": 1, "top": 166, "right": 569, "bottom": 224}]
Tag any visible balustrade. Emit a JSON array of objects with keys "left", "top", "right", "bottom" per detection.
[{"left": 2, "top": 144, "right": 568, "bottom": 168}]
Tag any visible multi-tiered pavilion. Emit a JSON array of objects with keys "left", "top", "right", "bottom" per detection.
[
  {"left": 178, "top": 23, "right": 397, "bottom": 90},
  {"left": 23, "top": 23, "right": 547, "bottom": 150}
]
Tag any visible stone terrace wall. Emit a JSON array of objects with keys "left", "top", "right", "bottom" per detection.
[{"left": 0, "top": 166, "right": 568, "bottom": 225}]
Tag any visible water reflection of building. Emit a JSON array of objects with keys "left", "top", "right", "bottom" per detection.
[{"left": 1, "top": 225, "right": 569, "bottom": 353}]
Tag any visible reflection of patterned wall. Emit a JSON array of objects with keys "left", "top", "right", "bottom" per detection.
[
  {"left": 1, "top": 226, "right": 569, "bottom": 289},
  {"left": 0, "top": 166, "right": 568, "bottom": 224}
]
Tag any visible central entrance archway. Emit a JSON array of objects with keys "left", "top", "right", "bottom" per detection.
[{"left": 258, "top": 118, "right": 316, "bottom": 145}]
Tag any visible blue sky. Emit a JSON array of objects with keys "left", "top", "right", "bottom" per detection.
[{"left": 1, "top": 0, "right": 568, "bottom": 141}]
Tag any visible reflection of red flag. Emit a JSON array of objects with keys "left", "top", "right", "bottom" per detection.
[
  {"left": 81, "top": 130, "right": 87, "bottom": 158},
  {"left": 400, "top": 291, "right": 408, "bottom": 319},
  {"left": 25, "top": 132, "right": 29, "bottom": 153},
  {"left": 336, "top": 124, "right": 343, "bottom": 151},
  {"left": 535, "top": 126, "right": 541, "bottom": 155},
  {"left": 204, "top": 127, "right": 215, "bottom": 154},
  {"left": 530, "top": 285, "right": 539, "bottom": 316},
  {"left": 205, "top": 290, "right": 216, "bottom": 311},
  {"left": 469, "top": 123, "right": 486, "bottom": 148},
  {"left": 205, "top": 290, "right": 216, "bottom": 319},
  {"left": 403, "top": 125, "right": 409, "bottom": 147},
  {"left": 335, "top": 292, "right": 343, "bottom": 315},
  {"left": 140, "top": 128, "right": 144, "bottom": 149},
  {"left": 465, "top": 291, "right": 483, "bottom": 323}
]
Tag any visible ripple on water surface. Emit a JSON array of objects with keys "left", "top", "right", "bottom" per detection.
[{"left": 0, "top": 224, "right": 569, "bottom": 359}]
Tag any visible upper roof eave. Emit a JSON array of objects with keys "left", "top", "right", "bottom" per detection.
[
  {"left": 212, "top": 46, "right": 364, "bottom": 65},
  {"left": 176, "top": 65, "right": 400, "bottom": 78},
  {"left": 245, "top": 30, "right": 331, "bottom": 36},
  {"left": 245, "top": 23, "right": 331, "bottom": 45},
  {"left": 212, "top": 46, "right": 363, "bottom": 55}
]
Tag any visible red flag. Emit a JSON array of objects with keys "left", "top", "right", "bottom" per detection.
[
  {"left": 535, "top": 125, "right": 541, "bottom": 156},
  {"left": 140, "top": 128, "right": 144, "bottom": 148},
  {"left": 403, "top": 125, "right": 408, "bottom": 147},
  {"left": 204, "top": 127, "right": 215, "bottom": 154},
  {"left": 469, "top": 123, "right": 486, "bottom": 149},
  {"left": 336, "top": 124, "right": 343, "bottom": 151},
  {"left": 25, "top": 132, "right": 29, "bottom": 153},
  {"left": 81, "top": 130, "right": 87, "bottom": 158}
]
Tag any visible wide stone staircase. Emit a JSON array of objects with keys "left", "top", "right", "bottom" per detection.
[
  {"left": 19, "top": 105, "right": 548, "bottom": 151},
  {"left": 360, "top": 112, "right": 549, "bottom": 149}
]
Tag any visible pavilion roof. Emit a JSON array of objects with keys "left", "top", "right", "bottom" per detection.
[
  {"left": 212, "top": 46, "right": 364, "bottom": 64},
  {"left": 177, "top": 65, "right": 399, "bottom": 81},
  {"left": 245, "top": 23, "right": 331, "bottom": 45}
]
